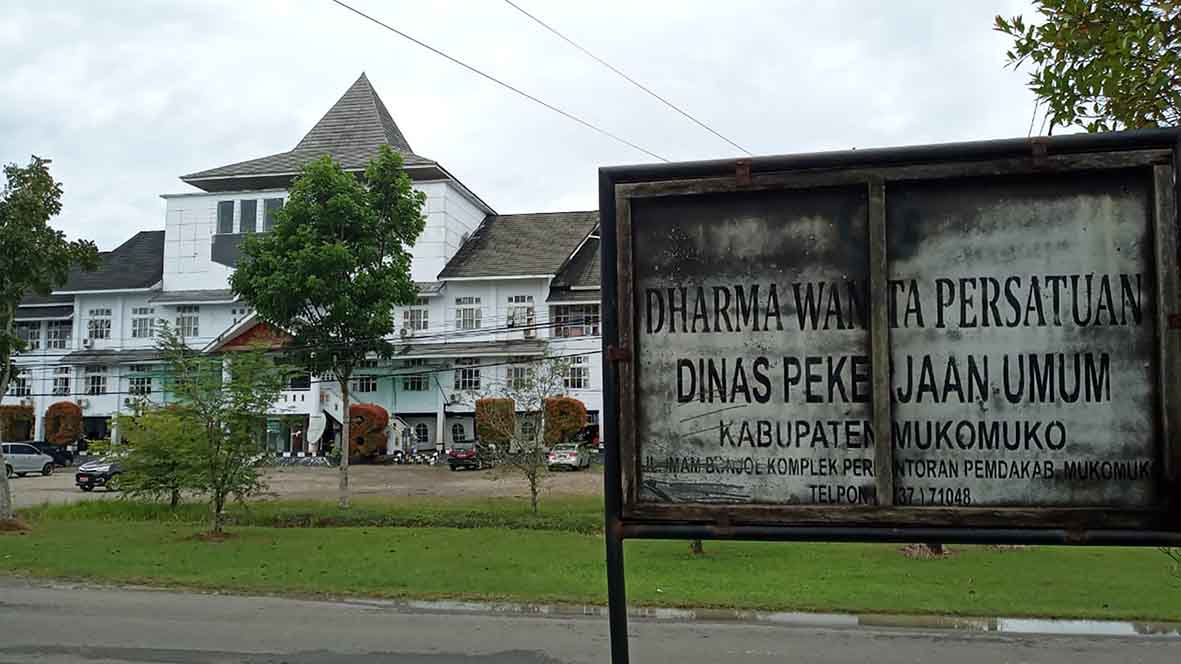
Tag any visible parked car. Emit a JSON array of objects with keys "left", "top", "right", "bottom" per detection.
[
  {"left": 447, "top": 441, "right": 494, "bottom": 471},
  {"left": 2, "top": 442, "right": 56, "bottom": 478},
  {"left": 30, "top": 441, "right": 74, "bottom": 467},
  {"left": 76, "top": 456, "right": 124, "bottom": 492},
  {"left": 547, "top": 443, "right": 591, "bottom": 471}
]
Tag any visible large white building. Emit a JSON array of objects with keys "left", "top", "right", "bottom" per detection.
[{"left": 7, "top": 73, "right": 602, "bottom": 456}]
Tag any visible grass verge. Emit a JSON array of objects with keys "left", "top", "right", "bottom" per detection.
[
  {"left": 2, "top": 518, "right": 1178, "bottom": 621},
  {"left": 17, "top": 496, "right": 604, "bottom": 534}
]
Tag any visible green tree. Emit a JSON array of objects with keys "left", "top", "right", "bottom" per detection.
[
  {"left": 158, "top": 325, "right": 284, "bottom": 533},
  {"left": 998, "top": 0, "right": 1181, "bottom": 570},
  {"left": 476, "top": 358, "right": 583, "bottom": 514},
  {"left": 996, "top": 0, "right": 1181, "bottom": 133},
  {"left": 230, "top": 145, "right": 426, "bottom": 509},
  {"left": 0, "top": 156, "right": 97, "bottom": 523},
  {"left": 114, "top": 405, "right": 203, "bottom": 508}
]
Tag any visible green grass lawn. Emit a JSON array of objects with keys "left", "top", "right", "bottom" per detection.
[{"left": 4, "top": 501, "right": 1180, "bottom": 621}]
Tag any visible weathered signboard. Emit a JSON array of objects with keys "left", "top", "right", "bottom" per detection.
[{"left": 601, "top": 131, "right": 1181, "bottom": 538}]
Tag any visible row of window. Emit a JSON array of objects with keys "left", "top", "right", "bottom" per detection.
[
  {"left": 217, "top": 198, "right": 284, "bottom": 235},
  {"left": 6, "top": 365, "right": 154, "bottom": 397},
  {"left": 9, "top": 355, "right": 593, "bottom": 400},
  {"left": 19, "top": 300, "right": 596, "bottom": 353},
  {"left": 87, "top": 305, "right": 202, "bottom": 340},
  {"left": 15, "top": 320, "right": 72, "bottom": 351}
]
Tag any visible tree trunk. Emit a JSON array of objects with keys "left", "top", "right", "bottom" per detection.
[
  {"left": 690, "top": 539, "right": 705, "bottom": 555},
  {"left": 212, "top": 493, "right": 225, "bottom": 534},
  {"left": 529, "top": 472, "right": 539, "bottom": 515},
  {"left": 0, "top": 406, "right": 12, "bottom": 521},
  {"left": 0, "top": 357, "right": 14, "bottom": 521},
  {"left": 338, "top": 376, "right": 351, "bottom": 510}
]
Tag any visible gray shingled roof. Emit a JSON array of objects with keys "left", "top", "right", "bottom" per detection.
[
  {"left": 181, "top": 73, "right": 433, "bottom": 187},
  {"left": 15, "top": 305, "right": 73, "bottom": 320},
  {"left": 438, "top": 211, "right": 598, "bottom": 279},
  {"left": 552, "top": 234, "right": 599, "bottom": 289},
  {"left": 149, "top": 289, "right": 237, "bottom": 304},
  {"left": 58, "top": 231, "right": 164, "bottom": 292},
  {"left": 19, "top": 293, "right": 72, "bottom": 306}
]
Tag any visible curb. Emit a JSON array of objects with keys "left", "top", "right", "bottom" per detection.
[{"left": 350, "top": 597, "right": 1181, "bottom": 639}]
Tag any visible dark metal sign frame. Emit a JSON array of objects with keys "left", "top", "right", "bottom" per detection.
[{"left": 599, "top": 129, "right": 1181, "bottom": 663}]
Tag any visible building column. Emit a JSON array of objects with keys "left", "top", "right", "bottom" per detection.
[{"left": 435, "top": 402, "right": 446, "bottom": 453}]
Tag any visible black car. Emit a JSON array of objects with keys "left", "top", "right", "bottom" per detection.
[
  {"left": 76, "top": 457, "right": 123, "bottom": 492},
  {"left": 30, "top": 441, "right": 74, "bottom": 467}
]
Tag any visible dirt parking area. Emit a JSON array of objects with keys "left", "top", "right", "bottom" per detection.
[{"left": 9, "top": 463, "right": 603, "bottom": 509}]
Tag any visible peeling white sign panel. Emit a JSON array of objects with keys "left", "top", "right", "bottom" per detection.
[{"left": 617, "top": 154, "right": 1177, "bottom": 522}]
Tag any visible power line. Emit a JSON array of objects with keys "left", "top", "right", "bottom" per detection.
[
  {"left": 3, "top": 349, "right": 601, "bottom": 399},
  {"left": 501, "top": 0, "right": 752, "bottom": 157},
  {"left": 328, "top": 0, "right": 669, "bottom": 162}
]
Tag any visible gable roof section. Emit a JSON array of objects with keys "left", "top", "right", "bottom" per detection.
[
  {"left": 181, "top": 73, "right": 434, "bottom": 189},
  {"left": 439, "top": 211, "right": 598, "bottom": 279},
  {"left": 552, "top": 232, "right": 599, "bottom": 289},
  {"left": 56, "top": 231, "right": 164, "bottom": 292}
]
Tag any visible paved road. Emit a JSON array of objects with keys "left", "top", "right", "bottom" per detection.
[{"left": 0, "top": 579, "right": 1175, "bottom": 663}]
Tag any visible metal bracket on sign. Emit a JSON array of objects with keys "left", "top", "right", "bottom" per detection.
[{"left": 735, "top": 158, "right": 752, "bottom": 186}]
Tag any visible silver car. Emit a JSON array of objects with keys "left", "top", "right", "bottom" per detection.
[
  {"left": 2, "top": 442, "right": 56, "bottom": 478},
  {"left": 547, "top": 443, "right": 591, "bottom": 471}
]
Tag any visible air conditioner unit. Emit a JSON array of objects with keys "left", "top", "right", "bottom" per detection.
[
  {"left": 19, "top": 398, "right": 33, "bottom": 407},
  {"left": 75, "top": 398, "right": 90, "bottom": 410},
  {"left": 123, "top": 397, "right": 136, "bottom": 408},
  {"left": 400, "top": 327, "right": 413, "bottom": 339},
  {"left": 81, "top": 338, "right": 93, "bottom": 349}
]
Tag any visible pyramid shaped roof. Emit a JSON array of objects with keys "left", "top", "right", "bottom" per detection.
[{"left": 182, "top": 73, "right": 434, "bottom": 191}]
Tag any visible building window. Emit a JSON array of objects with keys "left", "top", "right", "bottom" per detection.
[
  {"left": 414, "top": 423, "right": 430, "bottom": 444},
  {"left": 454, "top": 296, "right": 481, "bottom": 331},
  {"left": 217, "top": 200, "right": 234, "bottom": 234},
  {"left": 564, "top": 355, "right": 589, "bottom": 390},
  {"left": 239, "top": 200, "right": 257, "bottom": 233},
  {"left": 402, "top": 359, "right": 428, "bottom": 392},
  {"left": 8, "top": 370, "right": 29, "bottom": 397},
  {"left": 175, "top": 305, "right": 200, "bottom": 338},
  {"left": 454, "top": 357, "right": 480, "bottom": 391},
  {"left": 509, "top": 358, "right": 533, "bottom": 391},
  {"left": 128, "top": 365, "right": 152, "bottom": 396},
  {"left": 403, "top": 298, "right": 429, "bottom": 333},
  {"left": 47, "top": 321, "right": 71, "bottom": 350},
  {"left": 85, "top": 366, "right": 107, "bottom": 395},
  {"left": 87, "top": 308, "right": 112, "bottom": 340},
  {"left": 15, "top": 322, "right": 40, "bottom": 351},
  {"left": 231, "top": 307, "right": 252, "bottom": 324},
  {"left": 507, "top": 295, "right": 535, "bottom": 338},
  {"left": 353, "top": 375, "right": 377, "bottom": 393},
  {"left": 263, "top": 198, "right": 283, "bottom": 232},
  {"left": 52, "top": 367, "right": 71, "bottom": 396},
  {"left": 452, "top": 423, "right": 466, "bottom": 442},
  {"left": 552, "top": 304, "right": 600, "bottom": 338},
  {"left": 131, "top": 307, "right": 156, "bottom": 338},
  {"left": 288, "top": 372, "right": 311, "bottom": 391},
  {"left": 521, "top": 419, "right": 536, "bottom": 437}
]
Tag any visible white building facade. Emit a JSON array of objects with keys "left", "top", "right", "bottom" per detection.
[{"left": 7, "top": 73, "right": 602, "bottom": 456}]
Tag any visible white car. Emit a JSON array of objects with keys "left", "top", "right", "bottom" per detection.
[
  {"left": 2, "top": 442, "right": 56, "bottom": 478},
  {"left": 547, "top": 443, "right": 591, "bottom": 471}
]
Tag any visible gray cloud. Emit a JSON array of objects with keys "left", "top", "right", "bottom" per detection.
[{"left": 1, "top": 0, "right": 1036, "bottom": 249}]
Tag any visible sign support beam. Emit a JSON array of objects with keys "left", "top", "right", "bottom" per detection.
[{"left": 868, "top": 178, "right": 894, "bottom": 507}]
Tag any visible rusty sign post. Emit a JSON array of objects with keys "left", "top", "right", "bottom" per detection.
[{"left": 599, "top": 129, "right": 1181, "bottom": 664}]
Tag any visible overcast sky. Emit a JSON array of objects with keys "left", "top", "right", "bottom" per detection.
[{"left": 2, "top": 0, "right": 1036, "bottom": 250}]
